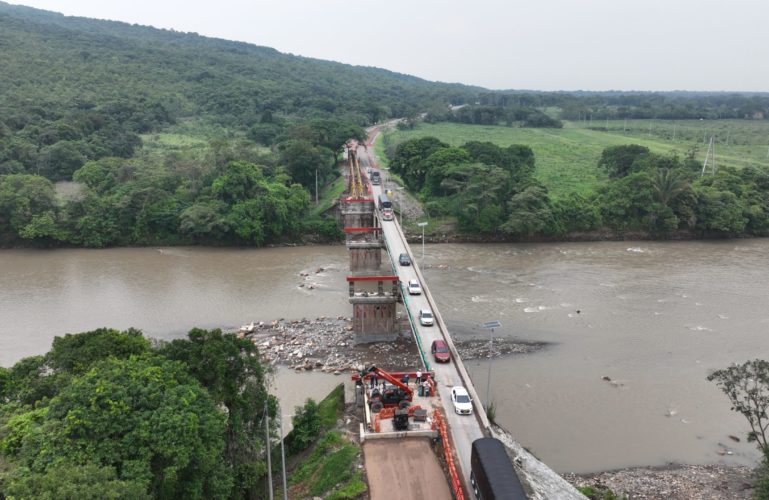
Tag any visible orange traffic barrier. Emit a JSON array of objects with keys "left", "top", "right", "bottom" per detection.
[{"left": 432, "top": 410, "right": 465, "bottom": 500}]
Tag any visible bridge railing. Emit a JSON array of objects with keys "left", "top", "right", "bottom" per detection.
[
  {"left": 381, "top": 223, "right": 431, "bottom": 372},
  {"left": 388, "top": 219, "right": 492, "bottom": 435}
]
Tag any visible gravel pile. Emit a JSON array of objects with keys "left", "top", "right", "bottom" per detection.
[{"left": 563, "top": 464, "right": 755, "bottom": 499}]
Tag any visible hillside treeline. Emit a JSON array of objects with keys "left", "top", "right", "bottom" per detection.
[
  {"left": 389, "top": 137, "right": 769, "bottom": 238},
  {"left": 0, "top": 2, "right": 474, "bottom": 247},
  {"left": 476, "top": 91, "right": 769, "bottom": 121}
]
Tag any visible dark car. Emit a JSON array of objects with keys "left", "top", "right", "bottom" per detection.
[
  {"left": 431, "top": 339, "right": 451, "bottom": 363},
  {"left": 399, "top": 253, "right": 411, "bottom": 266}
]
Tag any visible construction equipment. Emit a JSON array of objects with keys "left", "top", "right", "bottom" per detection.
[{"left": 361, "top": 365, "right": 413, "bottom": 412}]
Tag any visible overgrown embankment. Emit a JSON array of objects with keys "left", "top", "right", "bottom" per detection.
[{"left": 280, "top": 384, "right": 367, "bottom": 499}]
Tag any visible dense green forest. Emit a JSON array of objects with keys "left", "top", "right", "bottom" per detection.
[
  {"left": 0, "top": 2, "right": 475, "bottom": 247},
  {"left": 0, "top": 328, "right": 274, "bottom": 498},
  {"left": 3, "top": 1, "right": 769, "bottom": 247}
]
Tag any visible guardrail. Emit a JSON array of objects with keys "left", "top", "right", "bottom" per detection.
[
  {"left": 388, "top": 217, "right": 492, "bottom": 435},
  {"left": 380, "top": 218, "right": 431, "bottom": 372}
]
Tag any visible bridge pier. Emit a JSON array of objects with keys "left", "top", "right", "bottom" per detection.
[
  {"left": 340, "top": 198, "right": 375, "bottom": 228},
  {"left": 346, "top": 276, "right": 399, "bottom": 343},
  {"left": 345, "top": 227, "right": 384, "bottom": 272}
]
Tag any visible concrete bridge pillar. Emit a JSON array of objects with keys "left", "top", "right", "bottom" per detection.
[
  {"left": 345, "top": 227, "right": 384, "bottom": 272},
  {"left": 340, "top": 198, "right": 375, "bottom": 228},
  {"left": 346, "top": 276, "right": 399, "bottom": 343}
]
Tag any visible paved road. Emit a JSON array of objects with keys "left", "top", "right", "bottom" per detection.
[{"left": 357, "top": 144, "right": 486, "bottom": 497}]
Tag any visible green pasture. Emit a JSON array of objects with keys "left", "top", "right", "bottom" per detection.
[{"left": 377, "top": 120, "right": 769, "bottom": 197}]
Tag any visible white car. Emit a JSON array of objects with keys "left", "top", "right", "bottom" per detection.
[
  {"left": 419, "top": 309, "right": 434, "bottom": 326},
  {"left": 407, "top": 279, "right": 422, "bottom": 295},
  {"left": 451, "top": 386, "right": 473, "bottom": 415}
]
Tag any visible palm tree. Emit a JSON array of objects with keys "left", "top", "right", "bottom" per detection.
[{"left": 652, "top": 169, "right": 690, "bottom": 206}]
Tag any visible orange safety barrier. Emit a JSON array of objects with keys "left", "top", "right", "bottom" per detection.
[{"left": 432, "top": 410, "right": 465, "bottom": 500}]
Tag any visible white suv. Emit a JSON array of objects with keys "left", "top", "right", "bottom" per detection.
[
  {"left": 451, "top": 386, "right": 473, "bottom": 415},
  {"left": 407, "top": 279, "right": 422, "bottom": 295},
  {"left": 419, "top": 309, "right": 434, "bottom": 326}
]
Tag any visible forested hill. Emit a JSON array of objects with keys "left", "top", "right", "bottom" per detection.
[{"left": 0, "top": 1, "right": 474, "bottom": 140}]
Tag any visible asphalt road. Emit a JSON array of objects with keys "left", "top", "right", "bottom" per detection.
[{"left": 357, "top": 144, "right": 486, "bottom": 497}]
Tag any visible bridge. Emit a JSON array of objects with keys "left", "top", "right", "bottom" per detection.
[{"left": 338, "top": 132, "right": 583, "bottom": 500}]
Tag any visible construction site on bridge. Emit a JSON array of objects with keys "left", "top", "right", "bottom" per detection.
[{"left": 333, "top": 135, "right": 583, "bottom": 500}]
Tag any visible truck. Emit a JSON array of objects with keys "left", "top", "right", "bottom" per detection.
[
  {"left": 362, "top": 365, "right": 413, "bottom": 412},
  {"left": 470, "top": 438, "right": 527, "bottom": 499},
  {"left": 378, "top": 193, "right": 393, "bottom": 221}
]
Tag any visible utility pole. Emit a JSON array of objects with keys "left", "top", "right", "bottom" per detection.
[
  {"left": 417, "top": 222, "right": 427, "bottom": 264},
  {"left": 279, "top": 412, "right": 288, "bottom": 500},
  {"left": 315, "top": 170, "right": 319, "bottom": 205},
  {"left": 702, "top": 136, "right": 716, "bottom": 176},
  {"left": 265, "top": 401, "right": 273, "bottom": 500},
  {"left": 481, "top": 321, "right": 501, "bottom": 413}
]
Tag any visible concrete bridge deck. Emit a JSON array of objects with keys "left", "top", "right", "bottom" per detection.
[
  {"left": 352, "top": 135, "right": 584, "bottom": 500},
  {"left": 356, "top": 144, "right": 488, "bottom": 496}
]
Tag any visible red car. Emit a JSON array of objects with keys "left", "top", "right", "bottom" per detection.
[{"left": 431, "top": 340, "right": 451, "bottom": 363}]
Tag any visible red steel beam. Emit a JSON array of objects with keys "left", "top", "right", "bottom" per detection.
[{"left": 346, "top": 275, "right": 398, "bottom": 282}]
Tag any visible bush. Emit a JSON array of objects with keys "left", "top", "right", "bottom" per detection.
[
  {"left": 288, "top": 399, "right": 321, "bottom": 454},
  {"left": 303, "top": 217, "right": 343, "bottom": 241}
]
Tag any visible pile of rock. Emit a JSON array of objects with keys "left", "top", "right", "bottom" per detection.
[{"left": 241, "top": 317, "right": 422, "bottom": 372}]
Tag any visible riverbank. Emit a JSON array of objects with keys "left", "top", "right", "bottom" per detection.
[{"left": 564, "top": 464, "right": 755, "bottom": 499}]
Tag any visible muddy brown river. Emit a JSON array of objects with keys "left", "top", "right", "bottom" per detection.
[{"left": 1, "top": 241, "right": 767, "bottom": 472}]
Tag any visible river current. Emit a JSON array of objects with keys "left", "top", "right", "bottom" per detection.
[{"left": 1, "top": 241, "right": 766, "bottom": 472}]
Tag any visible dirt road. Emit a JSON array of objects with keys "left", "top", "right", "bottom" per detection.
[{"left": 363, "top": 438, "right": 452, "bottom": 500}]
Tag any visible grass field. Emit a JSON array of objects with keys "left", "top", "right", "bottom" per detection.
[{"left": 376, "top": 120, "right": 769, "bottom": 197}]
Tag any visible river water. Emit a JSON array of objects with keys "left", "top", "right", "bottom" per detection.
[{"left": 1, "top": 241, "right": 767, "bottom": 472}]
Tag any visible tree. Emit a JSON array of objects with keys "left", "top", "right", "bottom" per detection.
[
  {"left": 4, "top": 462, "right": 150, "bottom": 500},
  {"left": 45, "top": 328, "right": 150, "bottom": 375},
  {"left": 694, "top": 186, "right": 747, "bottom": 234},
  {"left": 651, "top": 169, "right": 691, "bottom": 207},
  {"left": 287, "top": 399, "right": 321, "bottom": 454},
  {"left": 159, "top": 328, "right": 274, "bottom": 499},
  {"left": 598, "top": 144, "right": 650, "bottom": 179},
  {"left": 501, "top": 185, "right": 556, "bottom": 236},
  {"left": 421, "top": 147, "right": 471, "bottom": 196},
  {"left": 0, "top": 174, "right": 58, "bottom": 241},
  {"left": 389, "top": 137, "right": 448, "bottom": 190},
  {"left": 708, "top": 360, "right": 769, "bottom": 459},
  {"left": 12, "top": 355, "right": 232, "bottom": 499},
  {"left": 278, "top": 140, "right": 334, "bottom": 192}
]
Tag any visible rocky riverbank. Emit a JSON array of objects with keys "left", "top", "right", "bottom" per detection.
[
  {"left": 563, "top": 464, "right": 755, "bottom": 499},
  {"left": 238, "top": 316, "right": 542, "bottom": 372}
]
